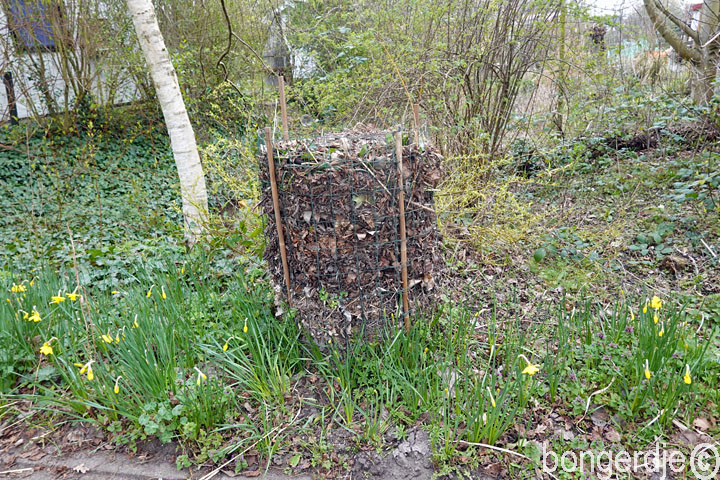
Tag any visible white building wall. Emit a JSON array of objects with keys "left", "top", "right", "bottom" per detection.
[{"left": 0, "top": 2, "right": 139, "bottom": 122}]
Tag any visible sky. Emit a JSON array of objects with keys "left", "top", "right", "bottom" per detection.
[{"left": 587, "top": 0, "right": 642, "bottom": 14}]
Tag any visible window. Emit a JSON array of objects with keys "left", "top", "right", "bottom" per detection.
[{"left": 3, "top": 0, "right": 64, "bottom": 52}]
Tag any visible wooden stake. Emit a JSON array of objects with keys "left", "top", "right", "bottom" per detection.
[
  {"left": 395, "top": 131, "right": 410, "bottom": 331},
  {"left": 412, "top": 103, "right": 420, "bottom": 144},
  {"left": 278, "top": 76, "right": 289, "bottom": 141},
  {"left": 265, "top": 127, "right": 292, "bottom": 305}
]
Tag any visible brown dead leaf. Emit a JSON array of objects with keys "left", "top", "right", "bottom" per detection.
[
  {"left": 693, "top": 418, "right": 711, "bottom": 432},
  {"left": 604, "top": 428, "right": 621, "bottom": 443},
  {"left": 590, "top": 407, "right": 610, "bottom": 427},
  {"left": 482, "top": 461, "right": 503, "bottom": 477}
]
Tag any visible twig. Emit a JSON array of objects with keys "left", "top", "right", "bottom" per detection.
[
  {"left": 409, "top": 200, "right": 434, "bottom": 213},
  {"left": 702, "top": 28, "right": 720, "bottom": 48},
  {"left": 0, "top": 468, "right": 34, "bottom": 475},
  {"left": 456, "top": 440, "right": 559, "bottom": 480},
  {"left": 701, "top": 239, "right": 717, "bottom": 258},
  {"left": 580, "top": 377, "right": 615, "bottom": 420}
]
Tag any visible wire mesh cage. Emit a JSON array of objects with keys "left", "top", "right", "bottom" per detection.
[{"left": 259, "top": 131, "right": 443, "bottom": 346}]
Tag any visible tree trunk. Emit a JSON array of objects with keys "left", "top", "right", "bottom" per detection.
[
  {"left": 694, "top": 0, "right": 720, "bottom": 104},
  {"left": 125, "top": 0, "right": 208, "bottom": 246},
  {"left": 643, "top": 0, "right": 718, "bottom": 105},
  {"left": 691, "top": 57, "right": 717, "bottom": 104}
]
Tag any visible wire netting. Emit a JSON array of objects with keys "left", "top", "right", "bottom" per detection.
[{"left": 259, "top": 131, "right": 443, "bottom": 346}]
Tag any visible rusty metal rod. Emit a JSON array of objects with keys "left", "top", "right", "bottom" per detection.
[
  {"left": 265, "top": 127, "right": 292, "bottom": 305},
  {"left": 395, "top": 131, "right": 410, "bottom": 331}
]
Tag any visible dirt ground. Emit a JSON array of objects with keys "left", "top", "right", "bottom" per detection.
[{"left": 0, "top": 421, "right": 435, "bottom": 480}]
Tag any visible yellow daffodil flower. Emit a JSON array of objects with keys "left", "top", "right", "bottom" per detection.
[
  {"left": 29, "top": 278, "right": 35, "bottom": 287},
  {"left": 50, "top": 293, "right": 66, "bottom": 304},
  {"left": 67, "top": 291, "right": 79, "bottom": 301},
  {"left": 101, "top": 333, "right": 113, "bottom": 343},
  {"left": 10, "top": 283, "right": 26, "bottom": 293},
  {"left": 146, "top": 285, "right": 154, "bottom": 298},
  {"left": 39, "top": 339, "right": 54, "bottom": 356},
  {"left": 111, "top": 290, "right": 120, "bottom": 295},
  {"left": 658, "top": 322, "right": 664, "bottom": 337},
  {"left": 75, "top": 360, "right": 94, "bottom": 380},
  {"left": 161, "top": 286, "right": 166, "bottom": 300},
  {"left": 630, "top": 310, "right": 635, "bottom": 321},
  {"left": 132, "top": 315, "right": 139, "bottom": 329},
  {"left": 486, "top": 387, "right": 496, "bottom": 408},
  {"left": 28, "top": 307, "right": 41, "bottom": 323},
  {"left": 223, "top": 341, "right": 229, "bottom": 352},
  {"left": 644, "top": 359, "right": 651, "bottom": 380},
  {"left": 653, "top": 312, "right": 659, "bottom": 324},
  {"left": 643, "top": 303, "right": 648, "bottom": 314},
  {"left": 651, "top": 296, "right": 662, "bottom": 310},
  {"left": 683, "top": 364, "right": 692, "bottom": 385},
  {"left": 114, "top": 376, "right": 121, "bottom": 394},
  {"left": 243, "top": 318, "right": 248, "bottom": 334},
  {"left": 194, "top": 367, "right": 207, "bottom": 385},
  {"left": 519, "top": 354, "right": 541, "bottom": 376}
]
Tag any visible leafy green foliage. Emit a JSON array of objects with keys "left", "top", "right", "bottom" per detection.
[{"left": 0, "top": 122, "right": 184, "bottom": 289}]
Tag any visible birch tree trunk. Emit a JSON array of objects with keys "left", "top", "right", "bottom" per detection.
[{"left": 125, "top": 0, "right": 208, "bottom": 246}]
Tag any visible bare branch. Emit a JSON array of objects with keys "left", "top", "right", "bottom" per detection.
[
  {"left": 653, "top": 0, "right": 699, "bottom": 43},
  {"left": 217, "top": 0, "right": 273, "bottom": 94},
  {"left": 643, "top": 0, "right": 702, "bottom": 62}
]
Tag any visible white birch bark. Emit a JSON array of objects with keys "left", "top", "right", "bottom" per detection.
[{"left": 125, "top": 0, "right": 208, "bottom": 246}]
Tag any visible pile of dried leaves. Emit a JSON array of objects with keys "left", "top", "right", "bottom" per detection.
[{"left": 259, "top": 131, "right": 443, "bottom": 345}]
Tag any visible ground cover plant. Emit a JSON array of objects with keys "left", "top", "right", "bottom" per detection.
[{"left": 2, "top": 1, "right": 720, "bottom": 478}]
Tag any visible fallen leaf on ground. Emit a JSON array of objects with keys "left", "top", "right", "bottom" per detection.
[
  {"left": 604, "top": 428, "right": 621, "bottom": 443},
  {"left": 693, "top": 418, "right": 711, "bottom": 432}
]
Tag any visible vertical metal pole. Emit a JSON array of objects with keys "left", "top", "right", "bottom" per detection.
[
  {"left": 395, "top": 131, "right": 410, "bottom": 331},
  {"left": 278, "top": 76, "right": 289, "bottom": 141},
  {"left": 265, "top": 127, "right": 292, "bottom": 305}
]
